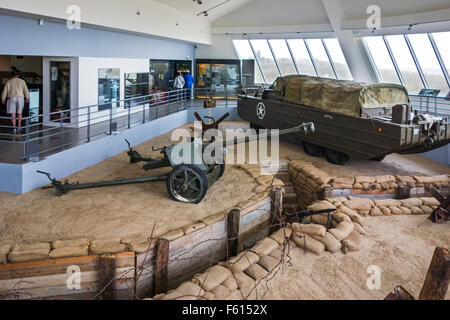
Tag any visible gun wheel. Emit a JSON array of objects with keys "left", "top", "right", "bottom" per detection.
[{"left": 167, "top": 164, "right": 208, "bottom": 204}]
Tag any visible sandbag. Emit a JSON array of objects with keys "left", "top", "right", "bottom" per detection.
[
  {"left": 1, "top": 245, "right": 11, "bottom": 264},
  {"left": 234, "top": 272, "right": 256, "bottom": 299},
  {"left": 413, "top": 176, "right": 435, "bottom": 183},
  {"left": 182, "top": 222, "right": 207, "bottom": 235},
  {"left": 229, "top": 251, "right": 260, "bottom": 274},
  {"left": 244, "top": 263, "right": 269, "bottom": 280},
  {"left": 252, "top": 238, "right": 279, "bottom": 257},
  {"left": 269, "top": 247, "right": 284, "bottom": 260},
  {"left": 388, "top": 206, "right": 402, "bottom": 215},
  {"left": 291, "top": 223, "right": 326, "bottom": 237},
  {"left": 307, "top": 200, "right": 336, "bottom": 211},
  {"left": 308, "top": 214, "right": 330, "bottom": 226},
  {"left": 193, "top": 266, "right": 232, "bottom": 291},
  {"left": 355, "top": 176, "right": 375, "bottom": 183},
  {"left": 202, "top": 292, "right": 217, "bottom": 300},
  {"left": 400, "top": 198, "right": 423, "bottom": 208},
  {"left": 211, "top": 285, "right": 232, "bottom": 300},
  {"left": 420, "top": 206, "right": 433, "bottom": 215},
  {"left": 375, "top": 175, "right": 396, "bottom": 184},
  {"left": 52, "top": 238, "right": 90, "bottom": 249},
  {"left": 353, "top": 183, "right": 363, "bottom": 189},
  {"left": 352, "top": 222, "right": 367, "bottom": 235},
  {"left": 338, "top": 206, "right": 364, "bottom": 227},
  {"left": 90, "top": 242, "right": 126, "bottom": 255},
  {"left": 162, "top": 281, "right": 204, "bottom": 300},
  {"left": 358, "top": 209, "right": 370, "bottom": 217},
  {"left": 258, "top": 255, "right": 280, "bottom": 272},
  {"left": 410, "top": 206, "right": 424, "bottom": 215},
  {"left": 291, "top": 233, "right": 325, "bottom": 255},
  {"left": 399, "top": 206, "right": 412, "bottom": 215},
  {"left": 270, "top": 226, "right": 292, "bottom": 245},
  {"left": 8, "top": 249, "right": 49, "bottom": 263},
  {"left": 222, "top": 276, "right": 239, "bottom": 291},
  {"left": 370, "top": 207, "right": 383, "bottom": 216},
  {"left": 374, "top": 199, "right": 401, "bottom": 207},
  {"left": 332, "top": 177, "right": 355, "bottom": 185},
  {"left": 379, "top": 206, "right": 391, "bottom": 216},
  {"left": 342, "top": 231, "right": 363, "bottom": 253},
  {"left": 11, "top": 243, "right": 50, "bottom": 252},
  {"left": 419, "top": 197, "right": 440, "bottom": 207},
  {"left": 310, "top": 232, "right": 342, "bottom": 253},
  {"left": 49, "top": 246, "right": 89, "bottom": 259},
  {"left": 328, "top": 222, "right": 354, "bottom": 241},
  {"left": 332, "top": 212, "right": 352, "bottom": 224},
  {"left": 395, "top": 176, "right": 415, "bottom": 183},
  {"left": 343, "top": 199, "right": 373, "bottom": 210}
]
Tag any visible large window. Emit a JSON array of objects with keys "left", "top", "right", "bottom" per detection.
[
  {"left": 363, "top": 36, "right": 401, "bottom": 85},
  {"left": 305, "top": 39, "right": 336, "bottom": 79},
  {"left": 249, "top": 40, "right": 280, "bottom": 84},
  {"left": 363, "top": 33, "right": 450, "bottom": 96},
  {"left": 268, "top": 40, "right": 297, "bottom": 76},
  {"left": 286, "top": 39, "right": 317, "bottom": 76},
  {"left": 385, "top": 35, "right": 423, "bottom": 94},
  {"left": 233, "top": 38, "right": 353, "bottom": 84},
  {"left": 323, "top": 38, "right": 352, "bottom": 80},
  {"left": 407, "top": 34, "right": 448, "bottom": 95}
]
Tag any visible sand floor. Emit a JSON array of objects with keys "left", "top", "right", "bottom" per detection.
[
  {"left": 0, "top": 121, "right": 448, "bottom": 244},
  {"left": 259, "top": 216, "right": 450, "bottom": 300}
]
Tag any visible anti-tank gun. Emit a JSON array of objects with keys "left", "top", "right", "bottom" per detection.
[{"left": 38, "top": 122, "right": 314, "bottom": 204}]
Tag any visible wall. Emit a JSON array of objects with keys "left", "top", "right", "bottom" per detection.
[
  {"left": 420, "top": 144, "right": 450, "bottom": 167},
  {"left": 195, "top": 34, "right": 238, "bottom": 60},
  {"left": 0, "top": 0, "right": 211, "bottom": 44},
  {"left": 0, "top": 14, "right": 195, "bottom": 60}
]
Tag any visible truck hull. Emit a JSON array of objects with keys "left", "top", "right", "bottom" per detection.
[{"left": 237, "top": 95, "right": 450, "bottom": 161}]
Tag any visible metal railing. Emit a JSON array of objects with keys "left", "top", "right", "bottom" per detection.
[
  {"left": 0, "top": 87, "right": 238, "bottom": 163},
  {"left": 409, "top": 94, "right": 450, "bottom": 117}
]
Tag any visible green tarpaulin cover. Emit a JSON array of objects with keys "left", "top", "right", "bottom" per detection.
[{"left": 273, "top": 75, "right": 409, "bottom": 117}]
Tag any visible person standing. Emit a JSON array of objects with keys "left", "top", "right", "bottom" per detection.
[
  {"left": 1, "top": 71, "right": 29, "bottom": 134},
  {"left": 184, "top": 70, "right": 194, "bottom": 100},
  {"left": 173, "top": 72, "right": 185, "bottom": 101}
]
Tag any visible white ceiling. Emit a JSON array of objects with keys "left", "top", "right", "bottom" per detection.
[{"left": 155, "top": 0, "right": 254, "bottom": 21}]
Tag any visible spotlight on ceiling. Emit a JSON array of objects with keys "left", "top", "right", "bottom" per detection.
[{"left": 203, "top": 11, "right": 208, "bottom": 17}]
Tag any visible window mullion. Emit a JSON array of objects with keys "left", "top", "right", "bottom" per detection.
[
  {"left": 286, "top": 39, "right": 300, "bottom": 75},
  {"left": 404, "top": 35, "right": 429, "bottom": 89},
  {"left": 322, "top": 38, "right": 338, "bottom": 79},
  {"left": 267, "top": 40, "right": 282, "bottom": 76},
  {"left": 361, "top": 38, "right": 382, "bottom": 82},
  {"left": 248, "top": 40, "right": 267, "bottom": 84},
  {"left": 304, "top": 39, "right": 319, "bottom": 77},
  {"left": 428, "top": 33, "right": 450, "bottom": 88},
  {"left": 383, "top": 36, "right": 404, "bottom": 86}
]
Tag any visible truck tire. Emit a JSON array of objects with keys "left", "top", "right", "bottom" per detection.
[
  {"left": 325, "top": 149, "right": 349, "bottom": 165},
  {"left": 303, "top": 141, "right": 324, "bottom": 157}
]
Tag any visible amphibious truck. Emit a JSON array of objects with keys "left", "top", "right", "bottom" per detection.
[{"left": 237, "top": 75, "right": 450, "bottom": 165}]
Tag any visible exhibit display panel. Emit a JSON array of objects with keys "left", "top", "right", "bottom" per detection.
[
  {"left": 98, "top": 68, "right": 120, "bottom": 111},
  {"left": 195, "top": 59, "right": 241, "bottom": 92},
  {"left": 125, "top": 72, "right": 151, "bottom": 107}
]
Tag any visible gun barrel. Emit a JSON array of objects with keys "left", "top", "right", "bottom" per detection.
[{"left": 221, "top": 122, "right": 315, "bottom": 147}]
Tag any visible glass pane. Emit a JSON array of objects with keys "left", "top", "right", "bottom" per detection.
[
  {"left": 125, "top": 72, "right": 150, "bottom": 107},
  {"left": 305, "top": 39, "right": 335, "bottom": 79},
  {"left": 323, "top": 38, "right": 353, "bottom": 80},
  {"left": 50, "top": 61, "right": 70, "bottom": 122},
  {"left": 98, "top": 68, "right": 120, "bottom": 111},
  {"left": 431, "top": 32, "right": 450, "bottom": 83},
  {"left": 286, "top": 39, "right": 316, "bottom": 76},
  {"left": 268, "top": 39, "right": 297, "bottom": 76},
  {"left": 250, "top": 39, "right": 280, "bottom": 83},
  {"left": 408, "top": 33, "right": 448, "bottom": 95},
  {"left": 385, "top": 35, "right": 423, "bottom": 94},
  {"left": 233, "top": 40, "right": 254, "bottom": 59},
  {"left": 232, "top": 39, "right": 265, "bottom": 84},
  {"left": 363, "top": 36, "right": 401, "bottom": 84}
]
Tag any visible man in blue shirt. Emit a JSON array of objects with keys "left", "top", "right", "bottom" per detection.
[{"left": 183, "top": 70, "right": 194, "bottom": 100}]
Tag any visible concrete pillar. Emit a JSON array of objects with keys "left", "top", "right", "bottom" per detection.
[{"left": 321, "top": 0, "right": 378, "bottom": 83}]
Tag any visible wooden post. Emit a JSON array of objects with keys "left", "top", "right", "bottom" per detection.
[
  {"left": 397, "top": 186, "right": 411, "bottom": 199},
  {"left": 98, "top": 254, "right": 116, "bottom": 300},
  {"left": 154, "top": 239, "right": 169, "bottom": 295},
  {"left": 227, "top": 209, "right": 240, "bottom": 258},
  {"left": 419, "top": 247, "right": 450, "bottom": 300},
  {"left": 270, "top": 188, "right": 283, "bottom": 234}
]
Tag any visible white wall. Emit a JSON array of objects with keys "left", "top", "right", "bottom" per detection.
[
  {"left": 0, "top": 0, "right": 211, "bottom": 44},
  {"left": 195, "top": 34, "right": 238, "bottom": 60}
]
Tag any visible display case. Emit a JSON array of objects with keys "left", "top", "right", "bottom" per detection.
[
  {"left": 125, "top": 72, "right": 151, "bottom": 107},
  {"left": 98, "top": 68, "right": 120, "bottom": 111},
  {"left": 195, "top": 59, "right": 241, "bottom": 93}
]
